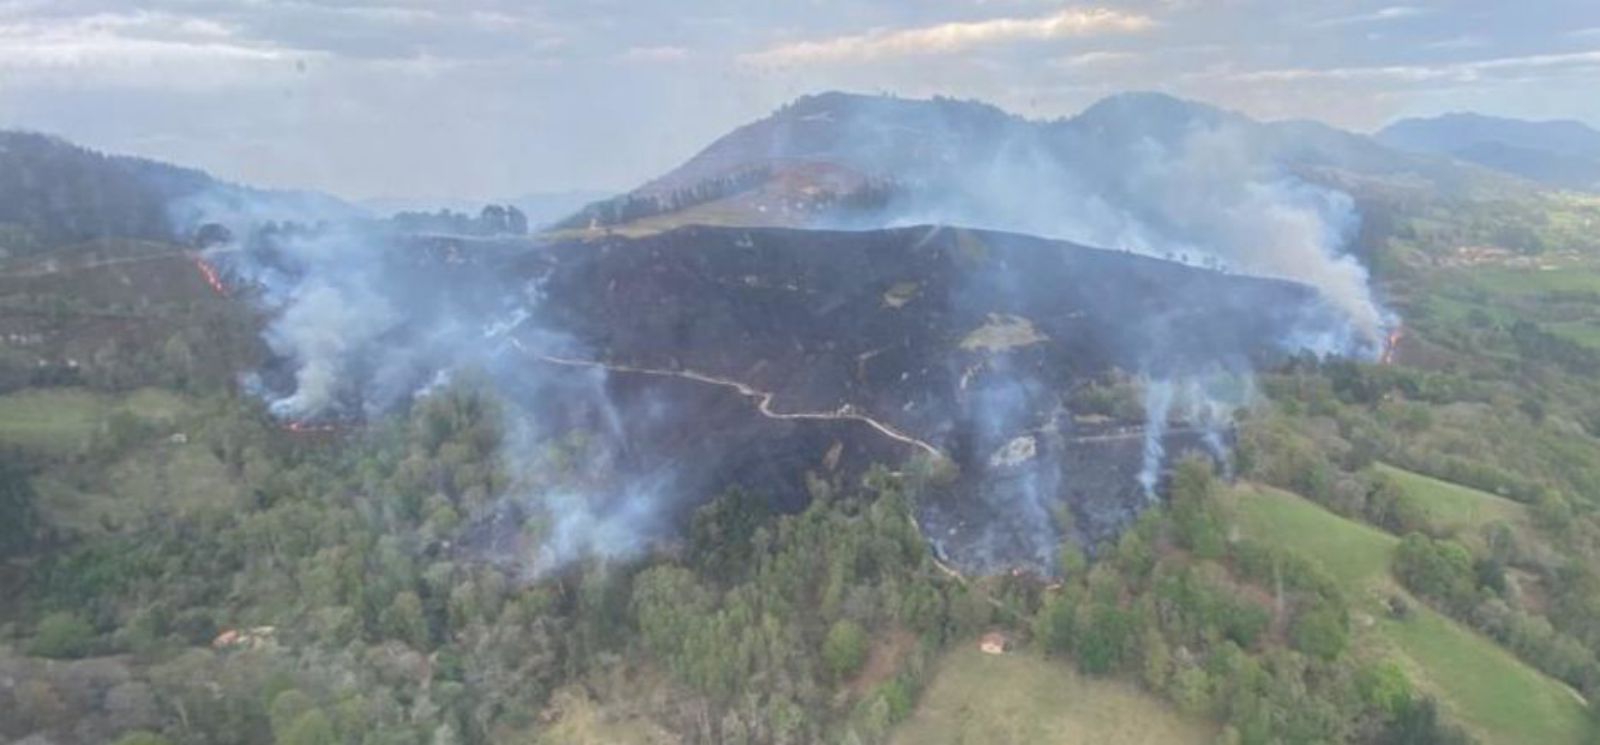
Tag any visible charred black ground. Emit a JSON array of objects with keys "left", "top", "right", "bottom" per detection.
[{"left": 488, "top": 224, "right": 1345, "bottom": 572}]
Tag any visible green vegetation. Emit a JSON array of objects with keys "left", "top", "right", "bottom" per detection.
[
  {"left": 0, "top": 389, "right": 105, "bottom": 454},
  {"left": 889, "top": 647, "right": 1213, "bottom": 745},
  {"left": 28, "top": 611, "right": 96, "bottom": 659},
  {"left": 1227, "top": 483, "right": 1590, "bottom": 745},
  {"left": 1229, "top": 484, "right": 1396, "bottom": 593},
  {"left": 0, "top": 387, "right": 191, "bottom": 456},
  {"left": 1382, "top": 607, "right": 1590, "bottom": 745},
  {"left": 1375, "top": 464, "right": 1527, "bottom": 535}
]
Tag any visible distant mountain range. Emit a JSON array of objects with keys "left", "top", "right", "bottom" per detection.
[{"left": 1378, "top": 112, "right": 1600, "bottom": 192}]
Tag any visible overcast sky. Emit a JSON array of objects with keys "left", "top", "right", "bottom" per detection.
[{"left": 1, "top": 1, "right": 1596, "bottom": 201}]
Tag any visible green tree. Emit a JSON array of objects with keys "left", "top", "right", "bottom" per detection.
[
  {"left": 29, "top": 611, "right": 95, "bottom": 659},
  {"left": 1356, "top": 661, "right": 1413, "bottom": 718},
  {"left": 823, "top": 619, "right": 869, "bottom": 680},
  {"left": 1291, "top": 601, "right": 1349, "bottom": 661},
  {"left": 382, "top": 591, "right": 430, "bottom": 649},
  {"left": 0, "top": 458, "right": 38, "bottom": 558},
  {"left": 278, "top": 709, "right": 337, "bottom": 745}
]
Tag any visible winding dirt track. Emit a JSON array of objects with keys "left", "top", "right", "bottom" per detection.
[
  {"left": 523, "top": 346, "right": 946, "bottom": 460},
  {"left": 514, "top": 342, "right": 982, "bottom": 583}
]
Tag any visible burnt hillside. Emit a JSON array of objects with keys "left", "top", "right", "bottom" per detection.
[{"left": 500, "top": 224, "right": 1346, "bottom": 570}]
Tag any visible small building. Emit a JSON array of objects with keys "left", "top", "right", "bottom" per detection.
[{"left": 979, "top": 631, "right": 1011, "bottom": 655}]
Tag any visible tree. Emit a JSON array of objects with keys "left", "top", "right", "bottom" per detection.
[
  {"left": 382, "top": 591, "right": 430, "bottom": 649},
  {"left": 1033, "top": 593, "right": 1076, "bottom": 654},
  {"left": 0, "top": 458, "right": 38, "bottom": 558},
  {"left": 506, "top": 206, "right": 529, "bottom": 235},
  {"left": 1076, "top": 602, "right": 1133, "bottom": 675},
  {"left": 1357, "top": 661, "right": 1413, "bottom": 718},
  {"left": 823, "top": 619, "right": 869, "bottom": 680},
  {"left": 29, "top": 611, "right": 95, "bottom": 659},
  {"left": 1291, "top": 601, "right": 1350, "bottom": 660},
  {"left": 278, "top": 709, "right": 337, "bottom": 745}
]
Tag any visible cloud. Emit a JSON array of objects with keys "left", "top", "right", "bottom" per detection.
[
  {"left": 1227, "top": 49, "right": 1600, "bottom": 85},
  {"left": 621, "top": 45, "right": 691, "bottom": 63},
  {"left": 1051, "top": 50, "right": 1138, "bottom": 68},
  {"left": 1314, "top": 5, "right": 1429, "bottom": 27},
  {"left": 740, "top": 7, "right": 1153, "bottom": 66},
  {"left": 1421, "top": 35, "right": 1487, "bottom": 51},
  {"left": 0, "top": 11, "right": 318, "bottom": 85}
]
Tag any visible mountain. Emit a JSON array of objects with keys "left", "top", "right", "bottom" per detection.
[
  {"left": 1377, "top": 112, "right": 1600, "bottom": 191},
  {"left": 558, "top": 90, "right": 1522, "bottom": 236},
  {"left": 0, "top": 130, "right": 355, "bottom": 256}
]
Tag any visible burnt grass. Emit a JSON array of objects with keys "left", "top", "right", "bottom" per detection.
[{"left": 479, "top": 224, "right": 1341, "bottom": 573}]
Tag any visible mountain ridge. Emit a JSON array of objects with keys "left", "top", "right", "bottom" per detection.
[{"left": 1377, "top": 112, "right": 1600, "bottom": 191}]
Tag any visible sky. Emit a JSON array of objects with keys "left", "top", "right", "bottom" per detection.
[{"left": 0, "top": 0, "right": 1597, "bottom": 201}]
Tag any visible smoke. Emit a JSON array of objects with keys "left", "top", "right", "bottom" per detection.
[
  {"left": 1136, "top": 371, "right": 1253, "bottom": 498},
  {"left": 173, "top": 195, "right": 686, "bottom": 579},
  {"left": 1137, "top": 378, "right": 1174, "bottom": 499},
  {"left": 819, "top": 93, "right": 1391, "bottom": 356},
  {"left": 801, "top": 93, "right": 1395, "bottom": 568}
]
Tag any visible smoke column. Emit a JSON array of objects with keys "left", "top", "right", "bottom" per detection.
[{"left": 1138, "top": 378, "right": 1175, "bottom": 498}]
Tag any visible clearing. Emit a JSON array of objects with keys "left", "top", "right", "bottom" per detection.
[
  {"left": 889, "top": 645, "right": 1212, "bottom": 745},
  {"left": 1375, "top": 463, "right": 1528, "bottom": 535}
]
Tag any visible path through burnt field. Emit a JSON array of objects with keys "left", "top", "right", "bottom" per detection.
[{"left": 491, "top": 225, "right": 1342, "bottom": 572}]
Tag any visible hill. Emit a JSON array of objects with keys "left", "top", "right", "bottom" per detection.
[
  {"left": 0, "top": 130, "right": 355, "bottom": 257},
  {"left": 1378, "top": 113, "right": 1600, "bottom": 192},
  {"left": 558, "top": 91, "right": 1524, "bottom": 238}
]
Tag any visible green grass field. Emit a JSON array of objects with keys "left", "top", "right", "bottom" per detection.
[
  {"left": 0, "top": 387, "right": 190, "bottom": 455},
  {"left": 1229, "top": 484, "right": 1397, "bottom": 594},
  {"left": 1228, "top": 484, "right": 1590, "bottom": 745},
  {"left": 1375, "top": 463, "right": 1528, "bottom": 535},
  {"left": 1467, "top": 266, "right": 1600, "bottom": 296},
  {"left": 0, "top": 388, "right": 106, "bottom": 454},
  {"left": 0, "top": 386, "right": 234, "bottom": 533},
  {"left": 890, "top": 646, "right": 1213, "bottom": 745}
]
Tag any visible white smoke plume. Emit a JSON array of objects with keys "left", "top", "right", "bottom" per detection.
[
  {"left": 1138, "top": 378, "right": 1175, "bottom": 499},
  {"left": 173, "top": 195, "right": 685, "bottom": 579}
]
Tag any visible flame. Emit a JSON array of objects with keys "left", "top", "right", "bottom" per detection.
[
  {"left": 282, "top": 420, "right": 343, "bottom": 435},
  {"left": 1380, "top": 324, "right": 1403, "bottom": 365},
  {"left": 192, "top": 255, "right": 228, "bottom": 297}
]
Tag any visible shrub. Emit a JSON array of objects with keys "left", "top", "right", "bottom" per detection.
[
  {"left": 29, "top": 611, "right": 95, "bottom": 659},
  {"left": 823, "top": 620, "right": 869, "bottom": 680}
]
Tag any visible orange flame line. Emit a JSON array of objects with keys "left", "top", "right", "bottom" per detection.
[
  {"left": 192, "top": 256, "right": 228, "bottom": 297},
  {"left": 1380, "top": 325, "right": 1403, "bottom": 365},
  {"left": 282, "top": 420, "right": 344, "bottom": 434}
]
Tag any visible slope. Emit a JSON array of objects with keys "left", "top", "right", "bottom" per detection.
[{"left": 1228, "top": 484, "right": 1589, "bottom": 745}]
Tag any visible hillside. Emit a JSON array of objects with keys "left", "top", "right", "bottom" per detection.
[
  {"left": 557, "top": 91, "right": 1527, "bottom": 240},
  {"left": 1378, "top": 113, "right": 1600, "bottom": 192},
  {"left": 0, "top": 131, "right": 354, "bottom": 256}
]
